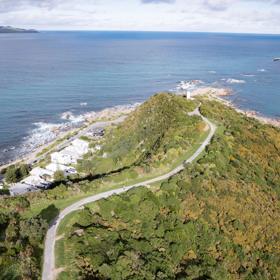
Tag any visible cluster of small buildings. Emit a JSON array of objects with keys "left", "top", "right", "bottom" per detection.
[{"left": 10, "top": 139, "right": 90, "bottom": 196}]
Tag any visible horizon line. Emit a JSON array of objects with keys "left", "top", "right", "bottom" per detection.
[{"left": 35, "top": 29, "right": 280, "bottom": 36}]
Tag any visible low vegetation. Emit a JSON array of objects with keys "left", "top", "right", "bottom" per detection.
[
  {"left": 0, "top": 196, "right": 51, "bottom": 279},
  {"left": 1, "top": 94, "right": 279, "bottom": 279},
  {"left": 54, "top": 170, "right": 66, "bottom": 183},
  {"left": 77, "top": 93, "right": 203, "bottom": 176},
  {"left": 4, "top": 164, "right": 30, "bottom": 184},
  {"left": 57, "top": 99, "right": 280, "bottom": 279}
]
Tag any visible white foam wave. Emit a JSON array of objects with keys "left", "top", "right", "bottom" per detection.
[
  {"left": 241, "top": 74, "right": 255, "bottom": 77},
  {"left": 12, "top": 102, "right": 140, "bottom": 163},
  {"left": 208, "top": 70, "right": 217, "bottom": 74},
  {"left": 17, "top": 122, "right": 64, "bottom": 157},
  {"left": 60, "top": 111, "right": 85, "bottom": 123},
  {"left": 1, "top": 146, "right": 15, "bottom": 153},
  {"left": 223, "top": 78, "right": 246, "bottom": 84},
  {"left": 257, "top": 69, "right": 267, "bottom": 72},
  {"left": 174, "top": 80, "right": 204, "bottom": 93},
  {"left": 80, "top": 102, "right": 88, "bottom": 107}
]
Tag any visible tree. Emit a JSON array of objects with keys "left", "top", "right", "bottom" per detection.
[
  {"left": 4, "top": 164, "right": 30, "bottom": 184},
  {"left": 54, "top": 170, "right": 65, "bottom": 182},
  {"left": 20, "top": 217, "right": 48, "bottom": 246},
  {"left": 5, "top": 166, "right": 19, "bottom": 183},
  {"left": 19, "top": 164, "right": 29, "bottom": 178}
]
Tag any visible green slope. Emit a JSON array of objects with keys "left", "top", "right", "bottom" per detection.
[
  {"left": 58, "top": 99, "right": 280, "bottom": 280},
  {"left": 77, "top": 93, "right": 204, "bottom": 175}
]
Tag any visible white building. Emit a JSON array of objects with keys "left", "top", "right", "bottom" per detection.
[
  {"left": 30, "top": 167, "right": 54, "bottom": 178},
  {"left": 51, "top": 151, "right": 77, "bottom": 165},
  {"left": 46, "top": 163, "right": 77, "bottom": 175},
  {"left": 63, "top": 146, "right": 82, "bottom": 158},
  {"left": 10, "top": 183, "right": 36, "bottom": 196},
  {"left": 71, "top": 139, "right": 89, "bottom": 155},
  {"left": 22, "top": 175, "right": 50, "bottom": 188}
]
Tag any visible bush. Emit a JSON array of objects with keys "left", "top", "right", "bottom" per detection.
[
  {"left": 54, "top": 170, "right": 65, "bottom": 182},
  {"left": 60, "top": 98, "right": 280, "bottom": 279},
  {"left": 19, "top": 164, "right": 29, "bottom": 177},
  {"left": 0, "top": 189, "right": 10, "bottom": 196},
  {"left": 5, "top": 165, "right": 19, "bottom": 183},
  {"left": 4, "top": 164, "right": 30, "bottom": 184}
]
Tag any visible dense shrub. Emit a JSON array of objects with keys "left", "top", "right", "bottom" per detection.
[
  {"left": 77, "top": 93, "right": 202, "bottom": 175},
  {"left": 62, "top": 99, "right": 280, "bottom": 279},
  {"left": 4, "top": 164, "right": 30, "bottom": 184}
]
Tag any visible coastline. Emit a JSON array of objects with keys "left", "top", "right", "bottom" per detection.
[
  {"left": 1, "top": 85, "right": 279, "bottom": 173},
  {"left": 192, "top": 86, "right": 280, "bottom": 128},
  {"left": 0, "top": 103, "right": 139, "bottom": 172}
]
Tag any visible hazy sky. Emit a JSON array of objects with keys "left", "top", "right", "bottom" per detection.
[{"left": 0, "top": 0, "right": 280, "bottom": 34}]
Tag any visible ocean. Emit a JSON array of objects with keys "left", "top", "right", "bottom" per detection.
[{"left": 0, "top": 31, "right": 279, "bottom": 164}]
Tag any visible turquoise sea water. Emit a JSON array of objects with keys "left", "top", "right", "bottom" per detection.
[{"left": 0, "top": 31, "right": 279, "bottom": 164}]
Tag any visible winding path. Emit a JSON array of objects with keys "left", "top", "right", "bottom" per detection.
[{"left": 42, "top": 108, "right": 216, "bottom": 280}]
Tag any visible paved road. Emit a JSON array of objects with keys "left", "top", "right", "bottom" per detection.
[{"left": 42, "top": 109, "right": 216, "bottom": 280}]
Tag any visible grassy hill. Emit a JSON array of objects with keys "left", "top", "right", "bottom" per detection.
[
  {"left": 57, "top": 99, "right": 280, "bottom": 280},
  {"left": 77, "top": 93, "right": 205, "bottom": 176}
]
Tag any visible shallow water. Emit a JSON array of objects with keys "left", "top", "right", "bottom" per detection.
[{"left": 0, "top": 31, "right": 279, "bottom": 163}]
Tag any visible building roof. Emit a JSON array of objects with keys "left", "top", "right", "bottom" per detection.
[
  {"left": 72, "top": 138, "right": 89, "bottom": 148},
  {"left": 71, "top": 139, "right": 89, "bottom": 154},
  {"left": 30, "top": 167, "right": 54, "bottom": 177},
  {"left": 46, "top": 163, "right": 77, "bottom": 173},
  {"left": 22, "top": 175, "right": 49, "bottom": 187},
  {"left": 51, "top": 151, "right": 77, "bottom": 165},
  {"left": 10, "top": 183, "right": 37, "bottom": 196},
  {"left": 61, "top": 146, "right": 81, "bottom": 158}
]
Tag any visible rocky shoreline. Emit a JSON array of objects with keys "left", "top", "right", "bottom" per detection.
[
  {"left": 193, "top": 86, "right": 280, "bottom": 128},
  {"left": 0, "top": 103, "right": 140, "bottom": 170}
]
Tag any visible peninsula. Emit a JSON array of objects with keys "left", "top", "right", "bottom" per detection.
[{"left": 0, "top": 26, "right": 38, "bottom": 33}]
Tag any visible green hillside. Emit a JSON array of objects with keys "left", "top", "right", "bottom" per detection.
[
  {"left": 78, "top": 93, "right": 205, "bottom": 175},
  {"left": 57, "top": 99, "right": 280, "bottom": 280}
]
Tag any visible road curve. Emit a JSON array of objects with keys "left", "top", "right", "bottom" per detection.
[{"left": 42, "top": 109, "right": 216, "bottom": 280}]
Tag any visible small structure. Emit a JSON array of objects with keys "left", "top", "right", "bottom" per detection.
[
  {"left": 10, "top": 183, "right": 37, "bottom": 196},
  {"left": 71, "top": 139, "right": 89, "bottom": 155},
  {"left": 51, "top": 151, "right": 77, "bottom": 165},
  {"left": 180, "top": 90, "right": 192, "bottom": 100},
  {"left": 30, "top": 167, "right": 54, "bottom": 179},
  {"left": 22, "top": 175, "right": 51, "bottom": 189},
  {"left": 63, "top": 146, "right": 82, "bottom": 158},
  {"left": 46, "top": 163, "right": 77, "bottom": 175}
]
